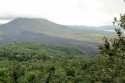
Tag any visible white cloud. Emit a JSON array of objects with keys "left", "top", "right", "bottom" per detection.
[{"left": 0, "top": 0, "right": 125, "bottom": 26}]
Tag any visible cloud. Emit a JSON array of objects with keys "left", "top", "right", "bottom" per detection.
[
  {"left": 0, "top": 0, "right": 125, "bottom": 26},
  {"left": 0, "top": 16, "right": 16, "bottom": 20}
]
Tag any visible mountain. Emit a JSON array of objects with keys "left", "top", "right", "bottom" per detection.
[
  {"left": 0, "top": 18, "right": 100, "bottom": 56},
  {"left": 0, "top": 18, "right": 115, "bottom": 43},
  {"left": 0, "top": 18, "right": 74, "bottom": 38}
]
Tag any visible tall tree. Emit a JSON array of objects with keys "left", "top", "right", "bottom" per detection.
[{"left": 98, "top": 1, "right": 125, "bottom": 82}]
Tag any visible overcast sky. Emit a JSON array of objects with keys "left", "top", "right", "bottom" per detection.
[{"left": 0, "top": 0, "right": 125, "bottom": 26}]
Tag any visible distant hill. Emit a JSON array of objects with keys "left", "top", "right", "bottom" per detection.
[{"left": 71, "top": 25, "right": 121, "bottom": 31}]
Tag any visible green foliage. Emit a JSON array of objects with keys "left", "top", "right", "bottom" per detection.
[
  {"left": 27, "top": 71, "right": 36, "bottom": 83},
  {"left": 0, "top": 68, "right": 10, "bottom": 83}
]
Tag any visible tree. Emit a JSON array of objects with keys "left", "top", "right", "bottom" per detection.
[
  {"left": 97, "top": 1, "right": 125, "bottom": 82},
  {"left": 27, "top": 71, "right": 36, "bottom": 83}
]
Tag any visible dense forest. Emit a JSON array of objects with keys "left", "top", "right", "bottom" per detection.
[
  {"left": 0, "top": 37, "right": 125, "bottom": 83},
  {"left": 0, "top": 42, "right": 94, "bottom": 83}
]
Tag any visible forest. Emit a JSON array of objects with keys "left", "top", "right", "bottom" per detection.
[
  {"left": 0, "top": 1, "right": 125, "bottom": 83},
  {"left": 0, "top": 41, "right": 97, "bottom": 83}
]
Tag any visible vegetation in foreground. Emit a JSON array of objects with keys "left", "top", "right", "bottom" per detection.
[{"left": 0, "top": 42, "right": 91, "bottom": 83}]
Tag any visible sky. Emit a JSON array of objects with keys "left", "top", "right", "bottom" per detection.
[{"left": 0, "top": 0, "right": 125, "bottom": 26}]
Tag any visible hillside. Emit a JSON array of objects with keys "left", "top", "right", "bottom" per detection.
[{"left": 0, "top": 30, "right": 98, "bottom": 56}]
